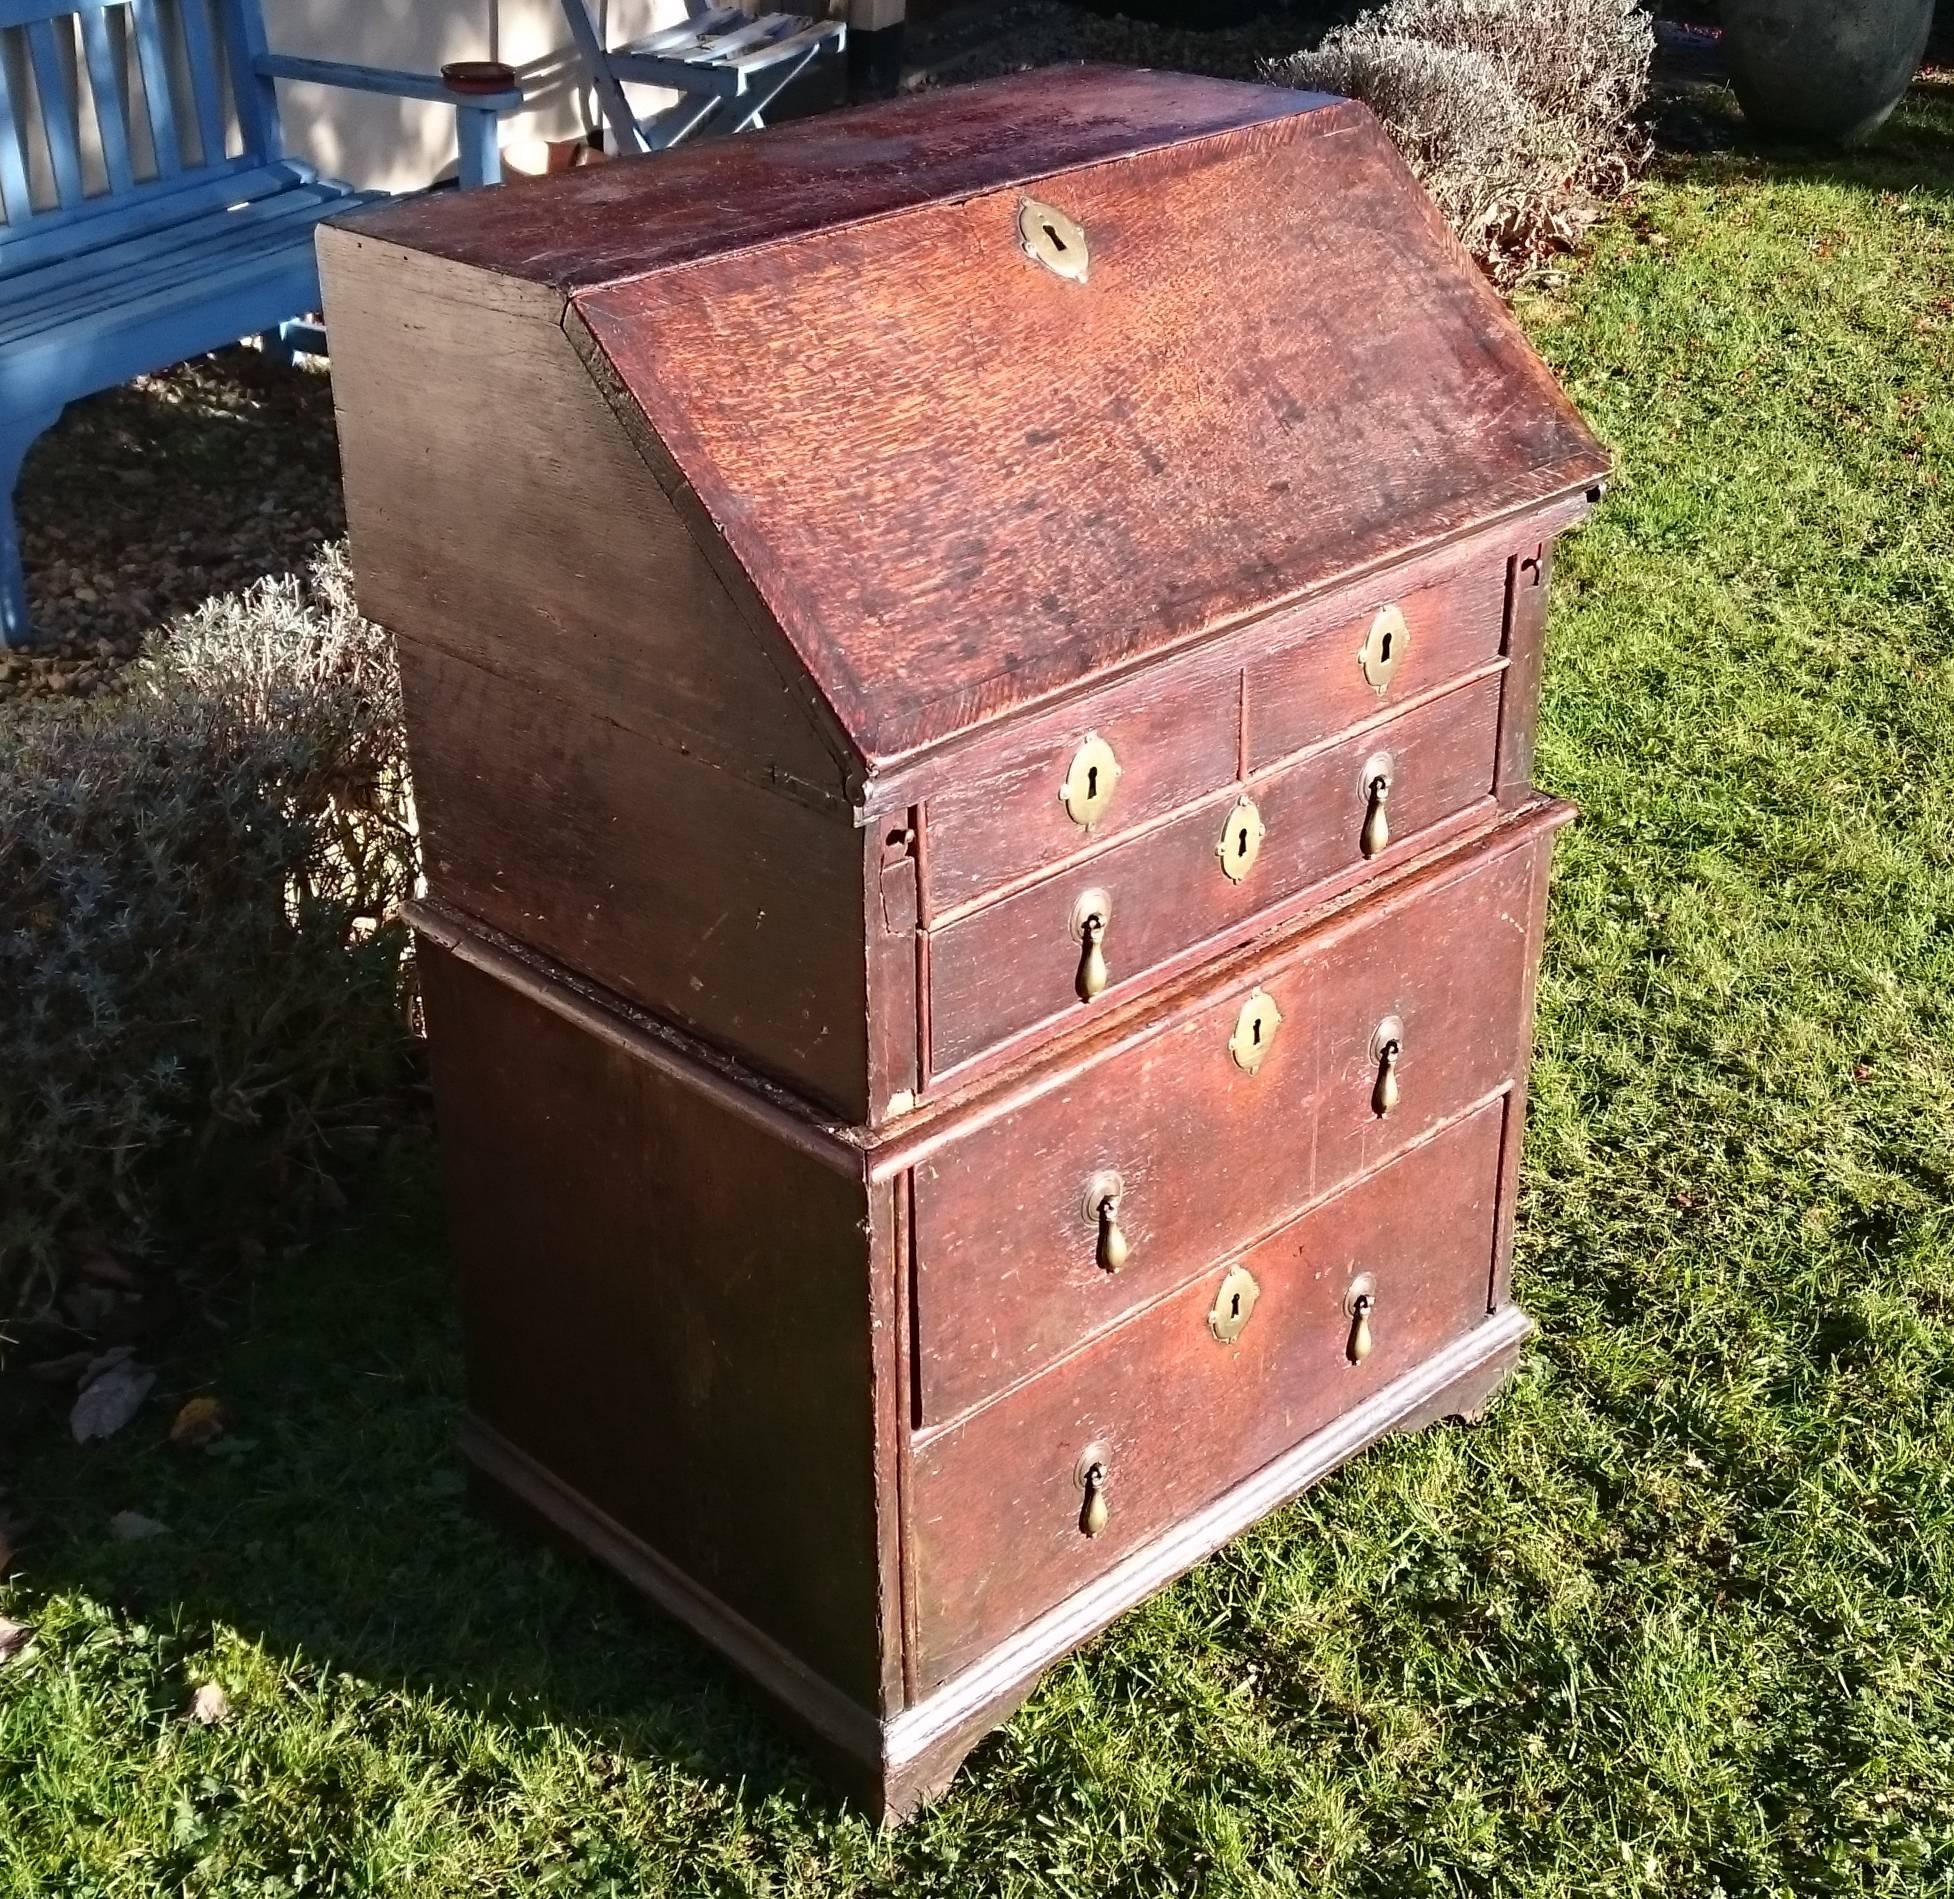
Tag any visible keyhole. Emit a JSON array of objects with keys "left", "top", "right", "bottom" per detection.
[
  {"left": 1236, "top": 826, "right": 1249, "bottom": 858},
  {"left": 1086, "top": 763, "right": 1099, "bottom": 798},
  {"left": 1229, "top": 1291, "right": 1242, "bottom": 1320},
  {"left": 1043, "top": 221, "right": 1067, "bottom": 254},
  {"left": 1251, "top": 1016, "right": 1262, "bottom": 1046},
  {"left": 1378, "top": 628, "right": 1393, "bottom": 663}
]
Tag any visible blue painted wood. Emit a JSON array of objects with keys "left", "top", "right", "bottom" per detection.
[
  {"left": 128, "top": 0, "right": 183, "bottom": 178},
  {"left": 24, "top": 20, "right": 86, "bottom": 208},
  {"left": 0, "top": 58, "right": 38, "bottom": 227},
  {"left": 252, "top": 54, "right": 523, "bottom": 112},
  {"left": 176, "top": 0, "right": 229, "bottom": 169},
  {"left": 0, "top": 404, "right": 62, "bottom": 642},
  {"left": 214, "top": 0, "right": 277, "bottom": 161},
  {"left": 78, "top": 7, "right": 135, "bottom": 194},
  {"left": 0, "top": 156, "right": 299, "bottom": 264}
]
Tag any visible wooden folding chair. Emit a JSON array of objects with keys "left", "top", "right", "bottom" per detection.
[{"left": 557, "top": 3, "right": 846, "bottom": 156}]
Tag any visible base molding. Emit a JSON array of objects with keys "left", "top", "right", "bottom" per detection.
[{"left": 462, "top": 1304, "right": 1531, "bottom": 1821}]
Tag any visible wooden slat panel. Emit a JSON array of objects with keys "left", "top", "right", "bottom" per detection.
[
  {"left": 0, "top": 0, "right": 123, "bottom": 24},
  {"left": 0, "top": 184, "right": 338, "bottom": 342},
  {"left": 0, "top": 152, "right": 287, "bottom": 262},
  {"left": 128, "top": 0, "right": 179, "bottom": 175},
  {"left": 174, "top": 0, "right": 224, "bottom": 166},
  {"left": 24, "top": 18, "right": 84, "bottom": 207},
  {"left": 0, "top": 47, "right": 39, "bottom": 224},
  {"left": 77, "top": 4, "right": 131, "bottom": 193}
]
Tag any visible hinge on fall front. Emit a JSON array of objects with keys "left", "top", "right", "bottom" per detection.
[{"left": 879, "top": 810, "right": 921, "bottom": 934}]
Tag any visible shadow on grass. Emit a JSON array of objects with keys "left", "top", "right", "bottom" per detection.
[{"left": 8, "top": 1143, "right": 853, "bottom": 1818}]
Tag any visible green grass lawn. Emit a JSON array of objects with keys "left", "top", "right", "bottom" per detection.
[{"left": 7, "top": 99, "right": 1954, "bottom": 1897}]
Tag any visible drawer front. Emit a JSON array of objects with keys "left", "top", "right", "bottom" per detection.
[
  {"left": 927, "top": 670, "right": 1504, "bottom": 1076},
  {"left": 910, "top": 1100, "right": 1508, "bottom": 1688},
  {"left": 912, "top": 823, "right": 1545, "bottom": 1424},
  {"left": 924, "top": 674, "right": 1240, "bottom": 912},
  {"left": 1245, "top": 562, "right": 1509, "bottom": 772}
]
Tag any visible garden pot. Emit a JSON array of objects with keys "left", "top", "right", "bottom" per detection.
[{"left": 1721, "top": 0, "right": 1933, "bottom": 145}]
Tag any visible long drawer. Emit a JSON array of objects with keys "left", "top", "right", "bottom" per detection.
[
  {"left": 910, "top": 812, "right": 1552, "bottom": 1425},
  {"left": 926, "top": 670, "right": 1504, "bottom": 1078},
  {"left": 909, "top": 1098, "right": 1510, "bottom": 1689}
]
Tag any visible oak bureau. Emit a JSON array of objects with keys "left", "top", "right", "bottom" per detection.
[{"left": 320, "top": 64, "right": 1609, "bottom": 1818}]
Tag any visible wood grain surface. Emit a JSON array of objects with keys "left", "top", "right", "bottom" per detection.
[
  {"left": 926, "top": 672, "right": 1504, "bottom": 1074},
  {"left": 911, "top": 821, "right": 1550, "bottom": 1423},
  {"left": 909, "top": 1099, "right": 1509, "bottom": 1686},
  {"left": 572, "top": 85, "right": 1607, "bottom": 765},
  {"left": 418, "top": 938, "right": 887, "bottom": 1706}
]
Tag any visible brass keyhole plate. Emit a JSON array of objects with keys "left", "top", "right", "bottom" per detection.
[
  {"left": 1228, "top": 988, "right": 1283, "bottom": 1074},
  {"left": 1360, "top": 603, "right": 1409, "bottom": 695},
  {"left": 1370, "top": 1014, "right": 1406, "bottom": 1064},
  {"left": 1209, "top": 1265, "right": 1261, "bottom": 1344},
  {"left": 1217, "top": 796, "right": 1265, "bottom": 884},
  {"left": 1020, "top": 198, "right": 1090, "bottom": 284},
  {"left": 1060, "top": 734, "right": 1122, "bottom": 828}
]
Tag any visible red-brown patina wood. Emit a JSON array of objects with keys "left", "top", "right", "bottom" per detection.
[{"left": 322, "top": 65, "right": 1605, "bottom": 1820}]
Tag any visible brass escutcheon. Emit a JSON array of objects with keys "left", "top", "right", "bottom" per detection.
[
  {"left": 1209, "top": 1264, "right": 1261, "bottom": 1344},
  {"left": 1228, "top": 988, "right": 1283, "bottom": 1074},
  {"left": 1071, "top": 887, "right": 1112, "bottom": 1000},
  {"left": 1060, "top": 733, "right": 1121, "bottom": 828},
  {"left": 1360, "top": 603, "right": 1409, "bottom": 695},
  {"left": 1019, "top": 197, "right": 1090, "bottom": 284},
  {"left": 1217, "top": 796, "right": 1265, "bottom": 884}
]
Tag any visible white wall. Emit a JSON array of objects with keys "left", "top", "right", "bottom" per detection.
[{"left": 259, "top": 0, "right": 685, "bottom": 190}]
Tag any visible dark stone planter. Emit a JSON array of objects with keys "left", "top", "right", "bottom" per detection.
[{"left": 1722, "top": 0, "right": 1934, "bottom": 145}]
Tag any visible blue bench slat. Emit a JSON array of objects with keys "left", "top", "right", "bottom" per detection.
[
  {"left": 0, "top": 185, "right": 351, "bottom": 340},
  {"left": 0, "top": 174, "right": 347, "bottom": 305},
  {"left": 128, "top": 0, "right": 181, "bottom": 177},
  {"left": 0, "top": 235, "right": 326, "bottom": 418},
  {"left": 0, "top": 0, "right": 123, "bottom": 25},
  {"left": 176, "top": 0, "right": 227, "bottom": 167},
  {"left": 0, "top": 155, "right": 307, "bottom": 266},
  {"left": 24, "top": 19, "right": 87, "bottom": 209},
  {"left": 0, "top": 54, "right": 36, "bottom": 227},
  {"left": 78, "top": 6, "right": 134, "bottom": 195}
]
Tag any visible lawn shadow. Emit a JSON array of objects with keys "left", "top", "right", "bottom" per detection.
[{"left": 7, "top": 1145, "right": 863, "bottom": 1822}]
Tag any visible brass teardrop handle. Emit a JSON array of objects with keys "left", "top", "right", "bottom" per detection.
[
  {"left": 1097, "top": 1192, "right": 1129, "bottom": 1272},
  {"left": 1072, "top": 888, "right": 1112, "bottom": 1001},
  {"left": 1080, "top": 1460, "right": 1109, "bottom": 1536},
  {"left": 1344, "top": 1273, "right": 1378, "bottom": 1365},
  {"left": 1083, "top": 1169, "right": 1130, "bottom": 1272},
  {"left": 1361, "top": 769, "right": 1392, "bottom": 858},
  {"left": 1349, "top": 1294, "right": 1375, "bottom": 1364},
  {"left": 1374, "top": 1039, "right": 1401, "bottom": 1116}
]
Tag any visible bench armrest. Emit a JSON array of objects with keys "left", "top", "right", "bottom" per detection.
[
  {"left": 253, "top": 54, "right": 525, "bottom": 112},
  {"left": 253, "top": 55, "right": 524, "bottom": 186}
]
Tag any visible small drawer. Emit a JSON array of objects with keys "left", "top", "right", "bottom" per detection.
[
  {"left": 911, "top": 819, "right": 1546, "bottom": 1424},
  {"left": 1245, "top": 562, "right": 1510, "bottom": 772},
  {"left": 926, "top": 670, "right": 1504, "bottom": 1077},
  {"left": 909, "top": 1099, "right": 1509, "bottom": 1688},
  {"left": 923, "top": 673, "right": 1240, "bottom": 913}
]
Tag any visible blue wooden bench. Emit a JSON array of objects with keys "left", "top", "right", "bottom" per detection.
[{"left": 0, "top": 0, "right": 524, "bottom": 645}]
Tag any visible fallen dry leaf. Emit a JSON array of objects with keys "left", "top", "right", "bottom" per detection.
[
  {"left": 109, "top": 1510, "right": 169, "bottom": 1541},
  {"left": 70, "top": 1358, "right": 156, "bottom": 1444},
  {"left": 186, "top": 1681, "right": 230, "bottom": 1726},
  {"left": 0, "top": 1618, "right": 30, "bottom": 1665},
  {"left": 169, "top": 1396, "right": 227, "bottom": 1448},
  {"left": 76, "top": 1246, "right": 140, "bottom": 1290}
]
